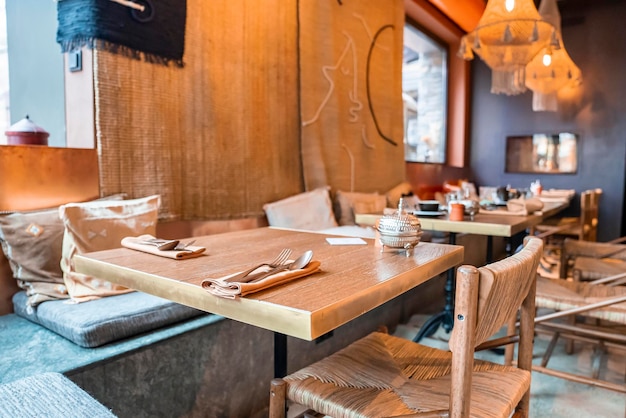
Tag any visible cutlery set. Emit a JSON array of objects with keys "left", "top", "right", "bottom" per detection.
[
  {"left": 140, "top": 238, "right": 196, "bottom": 251},
  {"left": 226, "top": 248, "right": 314, "bottom": 283},
  {"left": 138, "top": 241, "right": 313, "bottom": 282}
]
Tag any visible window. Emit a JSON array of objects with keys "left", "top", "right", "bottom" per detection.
[
  {"left": 0, "top": 0, "right": 9, "bottom": 141},
  {"left": 402, "top": 22, "right": 448, "bottom": 164},
  {"left": 1, "top": 1, "right": 66, "bottom": 147}
]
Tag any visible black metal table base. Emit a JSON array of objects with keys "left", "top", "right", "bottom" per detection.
[
  {"left": 274, "top": 333, "right": 287, "bottom": 378},
  {"left": 413, "top": 233, "right": 457, "bottom": 342}
]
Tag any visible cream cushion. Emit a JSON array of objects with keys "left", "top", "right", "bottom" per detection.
[
  {"left": 385, "top": 181, "right": 413, "bottom": 209},
  {"left": 334, "top": 190, "right": 388, "bottom": 226},
  {"left": 59, "top": 195, "right": 161, "bottom": 303},
  {"left": 263, "top": 187, "right": 338, "bottom": 231}
]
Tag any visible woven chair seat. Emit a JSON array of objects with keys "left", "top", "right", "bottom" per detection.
[
  {"left": 284, "top": 332, "right": 530, "bottom": 418},
  {"left": 536, "top": 277, "right": 626, "bottom": 324},
  {"left": 573, "top": 256, "right": 626, "bottom": 281}
]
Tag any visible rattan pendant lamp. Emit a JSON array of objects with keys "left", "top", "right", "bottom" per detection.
[
  {"left": 525, "top": 0, "right": 582, "bottom": 111},
  {"left": 458, "top": 0, "right": 557, "bottom": 95}
]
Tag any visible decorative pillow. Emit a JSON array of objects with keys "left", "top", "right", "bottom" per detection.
[
  {"left": 0, "top": 194, "right": 125, "bottom": 308},
  {"left": 334, "top": 190, "right": 387, "bottom": 226},
  {"left": 59, "top": 195, "right": 161, "bottom": 303},
  {"left": 385, "top": 181, "right": 414, "bottom": 209},
  {"left": 263, "top": 187, "right": 338, "bottom": 231}
]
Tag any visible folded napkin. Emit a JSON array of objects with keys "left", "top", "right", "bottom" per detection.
[
  {"left": 202, "top": 260, "right": 322, "bottom": 299},
  {"left": 121, "top": 235, "right": 206, "bottom": 260},
  {"left": 479, "top": 197, "right": 544, "bottom": 216},
  {"left": 540, "top": 189, "right": 576, "bottom": 199},
  {"left": 506, "top": 197, "right": 544, "bottom": 215},
  {"left": 538, "top": 196, "right": 570, "bottom": 203}
]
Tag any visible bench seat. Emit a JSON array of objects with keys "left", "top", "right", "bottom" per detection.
[{"left": 12, "top": 290, "right": 205, "bottom": 348}]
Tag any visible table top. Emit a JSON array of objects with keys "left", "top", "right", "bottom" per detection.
[
  {"left": 74, "top": 227, "right": 464, "bottom": 341},
  {"left": 356, "top": 200, "right": 569, "bottom": 238}
]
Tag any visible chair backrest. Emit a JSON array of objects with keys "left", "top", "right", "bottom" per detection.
[
  {"left": 447, "top": 236, "right": 543, "bottom": 416},
  {"left": 449, "top": 236, "right": 543, "bottom": 349},
  {"left": 580, "top": 188, "right": 602, "bottom": 241}
]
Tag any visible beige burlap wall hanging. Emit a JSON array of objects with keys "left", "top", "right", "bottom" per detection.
[
  {"left": 94, "top": 0, "right": 404, "bottom": 221},
  {"left": 299, "top": 0, "right": 406, "bottom": 195},
  {"left": 94, "top": 0, "right": 302, "bottom": 221}
]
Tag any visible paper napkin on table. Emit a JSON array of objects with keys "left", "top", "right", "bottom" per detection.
[
  {"left": 202, "top": 260, "right": 321, "bottom": 299},
  {"left": 506, "top": 197, "right": 544, "bottom": 215},
  {"left": 479, "top": 197, "right": 544, "bottom": 216},
  {"left": 121, "top": 235, "right": 206, "bottom": 260}
]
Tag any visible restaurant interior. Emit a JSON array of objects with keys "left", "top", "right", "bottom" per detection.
[{"left": 0, "top": 0, "right": 625, "bottom": 417}]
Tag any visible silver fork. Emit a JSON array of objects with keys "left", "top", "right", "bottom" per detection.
[
  {"left": 225, "top": 248, "right": 292, "bottom": 282},
  {"left": 173, "top": 240, "right": 196, "bottom": 251}
]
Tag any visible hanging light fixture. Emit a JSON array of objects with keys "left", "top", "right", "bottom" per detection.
[
  {"left": 525, "top": 0, "right": 582, "bottom": 111},
  {"left": 458, "top": 0, "right": 557, "bottom": 95}
]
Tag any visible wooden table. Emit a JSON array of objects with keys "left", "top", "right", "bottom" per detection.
[
  {"left": 356, "top": 200, "right": 569, "bottom": 238},
  {"left": 74, "top": 227, "right": 463, "bottom": 377},
  {"left": 356, "top": 199, "right": 570, "bottom": 341}
]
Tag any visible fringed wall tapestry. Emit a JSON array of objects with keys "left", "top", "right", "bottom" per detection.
[
  {"left": 56, "top": 0, "right": 186, "bottom": 67},
  {"left": 93, "top": 0, "right": 302, "bottom": 221},
  {"left": 299, "top": 0, "right": 406, "bottom": 194}
]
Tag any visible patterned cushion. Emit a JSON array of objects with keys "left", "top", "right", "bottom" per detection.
[
  {"left": 12, "top": 290, "right": 204, "bottom": 348},
  {"left": 0, "top": 194, "right": 125, "bottom": 308},
  {"left": 59, "top": 195, "right": 160, "bottom": 303},
  {"left": 0, "top": 372, "right": 116, "bottom": 417},
  {"left": 263, "top": 187, "right": 338, "bottom": 231}
]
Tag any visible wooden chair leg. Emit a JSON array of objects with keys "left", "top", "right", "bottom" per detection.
[
  {"left": 565, "top": 315, "right": 576, "bottom": 354},
  {"left": 591, "top": 342, "right": 607, "bottom": 380},
  {"left": 269, "top": 378, "right": 287, "bottom": 418},
  {"left": 541, "top": 332, "right": 560, "bottom": 367}
]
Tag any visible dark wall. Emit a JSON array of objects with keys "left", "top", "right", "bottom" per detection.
[{"left": 469, "top": 1, "right": 626, "bottom": 242}]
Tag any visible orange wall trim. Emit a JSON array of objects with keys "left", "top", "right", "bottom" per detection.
[{"left": 427, "top": 0, "right": 485, "bottom": 33}]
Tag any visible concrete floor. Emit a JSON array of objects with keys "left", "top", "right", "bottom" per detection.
[{"left": 394, "top": 315, "right": 626, "bottom": 418}]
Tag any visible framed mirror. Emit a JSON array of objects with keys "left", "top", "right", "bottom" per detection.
[
  {"left": 505, "top": 132, "right": 579, "bottom": 174},
  {"left": 402, "top": 21, "right": 448, "bottom": 163}
]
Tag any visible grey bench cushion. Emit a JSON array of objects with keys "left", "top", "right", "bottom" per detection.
[
  {"left": 0, "top": 372, "right": 116, "bottom": 417},
  {"left": 13, "top": 290, "right": 205, "bottom": 347}
]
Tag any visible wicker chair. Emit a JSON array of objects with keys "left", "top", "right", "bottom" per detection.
[
  {"left": 534, "top": 188, "right": 602, "bottom": 243},
  {"left": 269, "top": 237, "right": 543, "bottom": 418},
  {"left": 561, "top": 236, "right": 626, "bottom": 281},
  {"left": 533, "top": 189, "right": 602, "bottom": 278},
  {"left": 533, "top": 272, "right": 626, "bottom": 393}
]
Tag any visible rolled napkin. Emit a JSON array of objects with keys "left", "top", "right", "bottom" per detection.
[
  {"left": 121, "top": 235, "right": 206, "bottom": 260},
  {"left": 202, "top": 260, "right": 322, "bottom": 299},
  {"left": 506, "top": 197, "right": 544, "bottom": 215}
]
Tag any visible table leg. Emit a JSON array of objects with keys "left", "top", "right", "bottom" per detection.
[
  {"left": 413, "top": 232, "right": 457, "bottom": 342},
  {"left": 274, "top": 333, "right": 287, "bottom": 378}
]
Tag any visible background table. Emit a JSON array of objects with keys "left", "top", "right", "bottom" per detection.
[
  {"left": 356, "top": 200, "right": 570, "bottom": 341},
  {"left": 74, "top": 227, "right": 463, "bottom": 376}
]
